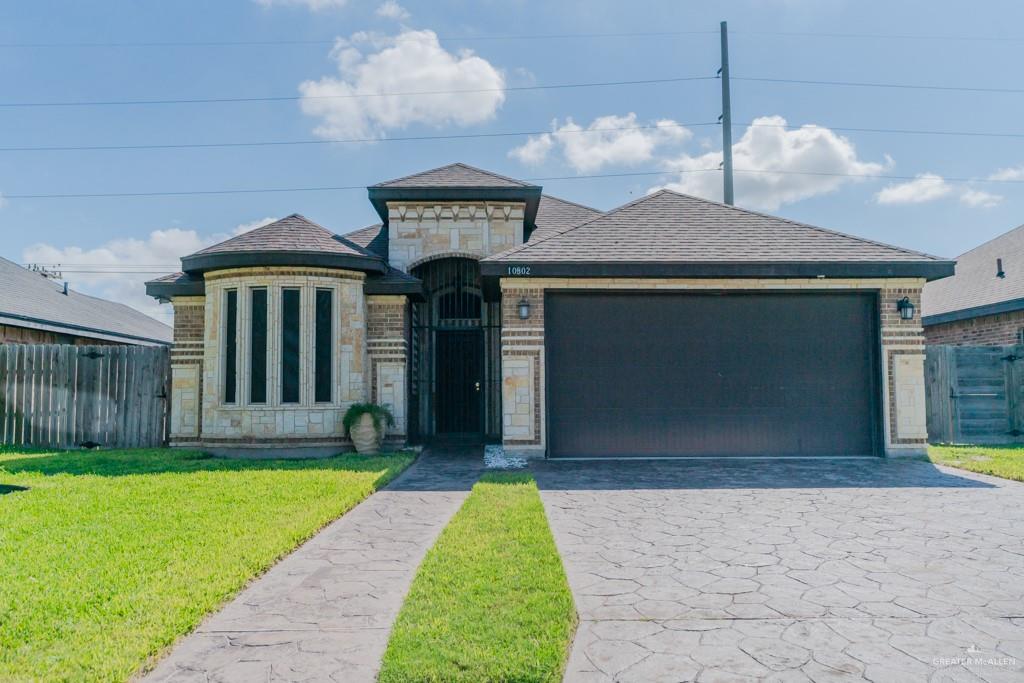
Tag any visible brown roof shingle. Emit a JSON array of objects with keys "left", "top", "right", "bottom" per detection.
[
  {"left": 191, "top": 214, "right": 372, "bottom": 258},
  {"left": 372, "top": 163, "right": 535, "bottom": 189},
  {"left": 531, "top": 194, "right": 604, "bottom": 240},
  {"left": 487, "top": 190, "right": 946, "bottom": 264}
]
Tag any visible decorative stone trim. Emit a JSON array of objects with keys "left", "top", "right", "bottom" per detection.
[{"left": 386, "top": 201, "right": 525, "bottom": 273}]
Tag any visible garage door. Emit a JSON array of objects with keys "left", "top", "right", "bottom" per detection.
[{"left": 545, "top": 292, "right": 880, "bottom": 458}]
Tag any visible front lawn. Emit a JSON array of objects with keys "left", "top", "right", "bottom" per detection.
[
  {"left": 929, "top": 444, "right": 1024, "bottom": 482},
  {"left": 379, "top": 472, "right": 576, "bottom": 683},
  {"left": 0, "top": 447, "right": 413, "bottom": 682}
]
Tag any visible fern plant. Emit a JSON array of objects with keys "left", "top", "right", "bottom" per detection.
[{"left": 343, "top": 403, "right": 396, "bottom": 435}]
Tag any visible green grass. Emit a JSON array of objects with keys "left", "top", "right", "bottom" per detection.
[
  {"left": 379, "top": 472, "right": 576, "bottom": 683},
  {"left": 0, "top": 447, "right": 414, "bottom": 683},
  {"left": 929, "top": 443, "right": 1024, "bottom": 482}
]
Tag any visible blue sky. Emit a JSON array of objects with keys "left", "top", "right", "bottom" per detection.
[{"left": 2, "top": 0, "right": 1023, "bottom": 320}]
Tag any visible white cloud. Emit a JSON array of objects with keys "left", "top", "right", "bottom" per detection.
[
  {"left": 254, "top": 0, "right": 346, "bottom": 10},
  {"left": 508, "top": 133, "right": 555, "bottom": 166},
  {"left": 0, "top": 192, "right": 6, "bottom": 209},
  {"left": 509, "top": 114, "right": 691, "bottom": 173},
  {"left": 654, "top": 116, "right": 888, "bottom": 211},
  {"left": 990, "top": 165, "right": 1024, "bottom": 181},
  {"left": 960, "top": 188, "right": 1003, "bottom": 208},
  {"left": 375, "top": 0, "right": 410, "bottom": 20},
  {"left": 876, "top": 173, "right": 1006, "bottom": 209},
  {"left": 21, "top": 218, "right": 277, "bottom": 324},
  {"left": 299, "top": 30, "right": 505, "bottom": 140},
  {"left": 875, "top": 173, "right": 952, "bottom": 205}
]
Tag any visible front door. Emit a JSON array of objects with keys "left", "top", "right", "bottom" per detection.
[{"left": 435, "top": 330, "right": 483, "bottom": 436}]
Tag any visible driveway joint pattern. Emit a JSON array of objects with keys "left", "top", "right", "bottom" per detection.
[{"left": 533, "top": 458, "right": 1024, "bottom": 682}]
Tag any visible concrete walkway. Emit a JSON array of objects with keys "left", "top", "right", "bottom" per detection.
[
  {"left": 533, "top": 458, "right": 1024, "bottom": 683},
  {"left": 144, "top": 450, "right": 481, "bottom": 683}
]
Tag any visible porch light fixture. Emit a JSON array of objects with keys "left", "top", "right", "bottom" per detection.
[
  {"left": 517, "top": 298, "right": 531, "bottom": 320},
  {"left": 896, "top": 296, "right": 915, "bottom": 321}
]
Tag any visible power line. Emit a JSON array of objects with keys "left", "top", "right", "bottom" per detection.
[
  {"left": 3, "top": 29, "right": 1023, "bottom": 49},
  {"left": 0, "top": 30, "right": 720, "bottom": 49},
  {"left": 4, "top": 73, "right": 1021, "bottom": 109},
  {"left": 5, "top": 120, "right": 1024, "bottom": 154},
  {"left": 5, "top": 167, "right": 1023, "bottom": 201},
  {"left": 733, "top": 76, "right": 1024, "bottom": 94},
  {"left": 0, "top": 122, "right": 720, "bottom": 152},
  {"left": 734, "top": 30, "right": 1024, "bottom": 44},
  {"left": 0, "top": 76, "right": 715, "bottom": 108}
]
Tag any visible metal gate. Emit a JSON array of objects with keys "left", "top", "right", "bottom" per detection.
[{"left": 409, "top": 258, "right": 501, "bottom": 442}]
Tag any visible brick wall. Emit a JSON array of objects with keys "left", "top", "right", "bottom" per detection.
[
  {"left": 169, "top": 296, "right": 205, "bottom": 442},
  {"left": 499, "top": 277, "right": 928, "bottom": 458},
  {"left": 924, "top": 309, "right": 1024, "bottom": 346},
  {"left": 366, "top": 295, "right": 409, "bottom": 439},
  {"left": 499, "top": 287, "right": 544, "bottom": 454}
]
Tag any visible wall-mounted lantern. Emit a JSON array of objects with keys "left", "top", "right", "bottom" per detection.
[
  {"left": 896, "top": 296, "right": 915, "bottom": 321},
  {"left": 517, "top": 298, "right": 531, "bottom": 320}
]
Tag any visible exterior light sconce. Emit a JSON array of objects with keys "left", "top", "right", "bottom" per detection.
[
  {"left": 517, "top": 298, "right": 531, "bottom": 320},
  {"left": 896, "top": 296, "right": 915, "bottom": 321}
]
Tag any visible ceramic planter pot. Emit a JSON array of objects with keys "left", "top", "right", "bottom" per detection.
[{"left": 350, "top": 413, "right": 382, "bottom": 454}]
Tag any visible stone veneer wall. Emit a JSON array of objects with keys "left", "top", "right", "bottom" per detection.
[
  {"left": 499, "top": 277, "right": 929, "bottom": 458},
  {"left": 924, "top": 308, "right": 1024, "bottom": 346},
  {"left": 366, "top": 295, "right": 409, "bottom": 441},
  {"left": 386, "top": 201, "right": 524, "bottom": 272},
  {"left": 199, "top": 267, "right": 367, "bottom": 446}
]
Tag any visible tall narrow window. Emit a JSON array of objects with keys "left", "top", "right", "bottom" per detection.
[
  {"left": 249, "top": 288, "right": 268, "bottom": 404},
  {"left": 281, "top": 288, "right": 301, "bottom": 404},
  {"left": 315, "top": 289, "right": 333, "bottom": 403},
  {"left": 224, "top": 289, "right": 238, "bottom": 404}
]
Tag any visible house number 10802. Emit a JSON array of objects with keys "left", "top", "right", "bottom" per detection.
[{"left": 507, "top": 265, "right": 531, "bottom": 275}]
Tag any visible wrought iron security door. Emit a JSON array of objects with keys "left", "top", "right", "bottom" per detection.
[{"left": 410, "top": 258, "right": 501, "bottom": 442}]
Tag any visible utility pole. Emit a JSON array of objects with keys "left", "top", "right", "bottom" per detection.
[{"left": 719, "top": 20, "right": 735, "bottom": 205}]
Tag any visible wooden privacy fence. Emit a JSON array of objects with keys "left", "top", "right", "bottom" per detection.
[
  {"left": 925, "top": 344, "right": 1024, "bottom": 444},
  {"left": 0, "top": 344, "right": 170, "bottom": 449}
]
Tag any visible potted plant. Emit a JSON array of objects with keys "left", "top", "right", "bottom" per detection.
[{"left": 343, "top": 403, "right": 395, "bottom": 454}]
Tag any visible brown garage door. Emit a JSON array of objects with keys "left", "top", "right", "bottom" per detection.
[{"left": 545, "top": 291, "right": 880, "bottom": 458}]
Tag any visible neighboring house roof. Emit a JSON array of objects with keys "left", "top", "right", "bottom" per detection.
[
  {"left": 181, "top": 214, "right": 386, "bottom": 275},
  {"left": 922, "top": 223, "right": 1024, "bottom": 325},
  {"left": 481, "top": 190, "right": 953, "bottom": 280},
  {"left": 531, "top": 194, "right": 604, "bottom": 240},
  {"left": 0, "top": 256, "right": 172, "bottom": 345},
  {"left": 371, "top": 162, "right": 534, "bottom": 189}
]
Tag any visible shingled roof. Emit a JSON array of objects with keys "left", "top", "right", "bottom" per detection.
[
  {"left": 181, "top": 214, "right": 385, "bottom": 275},
  {"left": 372, "top": 163, "right": 534, "bottom": 189},
  {"left": 531, "top": 194, "right": 604, "bottom": 240},
  {"left": 1, "top": 256, "right": 171, "bottom": 345},
  {"left": 923, "top": 223, "right": 1024, "bottom": 324},
  {"left": 343, "top": 222, "right": 387, "bottom": 257},
  {"left": 482, "top": 190, "right": 953, "bottom": 280}
]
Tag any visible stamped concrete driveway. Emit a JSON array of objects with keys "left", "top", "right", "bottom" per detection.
[{"left": 532, "top": 459, "right": 1024, "bottom": 683}]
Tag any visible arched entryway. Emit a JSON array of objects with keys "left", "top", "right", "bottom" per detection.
[{"left": 409, "top": 257, "right": 501, "bottom": 442}]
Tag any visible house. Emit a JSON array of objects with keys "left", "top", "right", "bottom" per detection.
[
  {"left": 0, "top": 256, "right": 171, "bottom": 346},
  {"left": 147, "top": 163, "right": 953, "bottom": 458},
  {"left": 923, "top": 224, "right": 1024, "bottom": 346}
]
